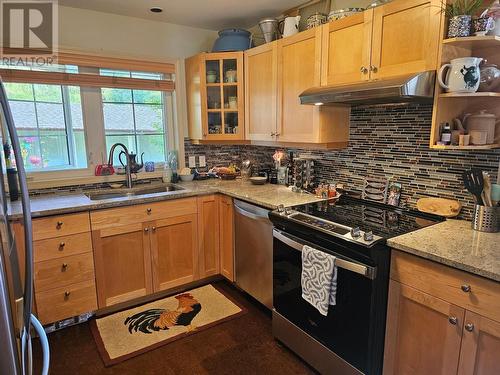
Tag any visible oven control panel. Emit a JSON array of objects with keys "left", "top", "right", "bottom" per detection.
[{"left": 275, "top": 206, "right": 383, "bottom": 247}]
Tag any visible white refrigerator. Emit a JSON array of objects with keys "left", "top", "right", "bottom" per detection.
[{"left": 0, "top": 80, "right": 49, "bottom": 374}]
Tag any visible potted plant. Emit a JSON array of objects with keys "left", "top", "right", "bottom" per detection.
[{"left": 445, "top": 0, "right": 484, "bottom": 37}]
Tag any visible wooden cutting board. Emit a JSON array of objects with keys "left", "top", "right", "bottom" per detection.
[{"left": 416, "top": 197, "right": 462, "bottom": 218}]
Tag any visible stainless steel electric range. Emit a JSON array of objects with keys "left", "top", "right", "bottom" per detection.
[{"left": 269, "top": 195, "right": 444, "bottom": 375}]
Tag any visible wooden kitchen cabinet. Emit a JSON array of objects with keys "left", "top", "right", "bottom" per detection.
[
  {"left": 150, "top": 214, "right": 198, "bottom": 292},
  {"left": 383, "top": 280, "right": 464, "bottom": 374},
  {"left": 185, "top": 52, "right": 245, "bottom": 142},
  {"left": 92, "top": 222, "right": 152, "bottom": 308},
  {"left": 218, "top": 195, "right": 234, "bottom": 281},
  {"left": 322, "top": 0, "right": 442, "bottom": 86},
  {"left": 321, "top": 10, "right": 373, "bottom": 85},
  {"left": 458, "top": 311, "right": 500, "bottom": 374},
  {"left": 277, "top": 28, "right": 349, "bottom": 147},
  {"left": 91, "top": 198, "right": 199, "bottom": 307},
  {"left": 384, "top": 250, "right": 500, "bottom": 374},
  {"left": 197, "top": 195, "right": 220, "bottom": 278},
  {"left": 244, "top": 42, "right": 278, "bottom": 142},
  {"left": 370, "top": 0, "right": 442, "bottom": 80}
]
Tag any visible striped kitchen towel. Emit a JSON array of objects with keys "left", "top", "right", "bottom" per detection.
[{"left": 301, "top": 245, "right": 338, "bottom": 316}]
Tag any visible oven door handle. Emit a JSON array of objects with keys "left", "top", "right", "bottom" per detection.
[{"left": 273, "top": 229, "right": 376, "bottom": 279}]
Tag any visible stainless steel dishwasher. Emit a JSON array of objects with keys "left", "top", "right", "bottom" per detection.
[{"left": 234, "top": 199, "right": 273, "bottom": 308}]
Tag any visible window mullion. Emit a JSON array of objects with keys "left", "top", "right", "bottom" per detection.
[
  {"left": 61, "top": 85, "right": 76, "bottom": 167},
  {"left": 130, "top": 89, "right": 138, "bottom": 153},
  {"left": 32, "top": 84, "right": 44, "bottom": 168}
]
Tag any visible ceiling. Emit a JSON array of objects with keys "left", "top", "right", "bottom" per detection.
[{"left": 58, "top": 0, "right": 305, "bottom": 30}]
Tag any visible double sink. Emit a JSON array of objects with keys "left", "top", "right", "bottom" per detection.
[{"left": 85, "top": 184, "right": 184, "bottom": 201}]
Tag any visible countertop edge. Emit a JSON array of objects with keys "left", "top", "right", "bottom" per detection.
[{"left": 387, "top": 236, "right": 500, "bottom": 283}]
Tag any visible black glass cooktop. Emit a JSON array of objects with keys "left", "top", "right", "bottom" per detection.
[{"left": 289, "top": 195, "right": 444, "bottom": 239}]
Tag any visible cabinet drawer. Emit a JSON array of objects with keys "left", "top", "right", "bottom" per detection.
[
  {"left": 34, "top": 252, "right": 95, "bottom": 292},
  {"left": 90, "top": 198, "right": 197, "bottom": 230},
  {"left": 33, "top": 212, "right": 90, "bottom": 240},
  {"left": 34, "top": 232, "right": 92, "bottom": 263},
  {"left": 35, "top": 279, "right": 97, "bottom": 324},
  {"left": 391, "top": 250, "right": 500, "bottom": 322}
]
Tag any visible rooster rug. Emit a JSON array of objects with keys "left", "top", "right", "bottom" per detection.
[{"left": 91, "top": 284, "right": 245, "bottom": 366}]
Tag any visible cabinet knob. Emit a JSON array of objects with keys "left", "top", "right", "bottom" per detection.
[
  {"left": 360, "top": 66, "right": 368, "bottom": 74},
  {"left": 448, "top": 316, "right": 458, "bottom": 325},
  {"left": 147, "top": 208, "right": 152, "bottom": 215},
  {"left": 203, "top": 133, "right": 207, "bottom": 137},
  {"left": 465, "top": 323, "right": 474, "bottom": 332},
  {"left": 270, "top": 132, "right": 276, "bottom": 136},
  {"left": 152, "top": 226, "right": 156, "bottom": 232},
  {"left": 144, "top": 227, "right": 149, "bottom": 233},
  {"left": 369, "top": 65, "right": 378, "bottom": 73},
  {"left": 61, "top": 263, "right": 68, "bottom": 271},
  {"left": 56, "top": 221, "right": 63, "bottom": 229},
  {"left": 59, "top": 242, "right": 65, "bottom": 250},
  {"left": 275, "top": 132, "right": 280, "bottom": 137},
  {"left": 461, "top": 284, "right": 471, "bottom": 293},
  {"left": 64, "top": 291, "right": 71, "bottom": 299}
]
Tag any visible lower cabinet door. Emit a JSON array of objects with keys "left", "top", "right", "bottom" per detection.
[
  {"left": 150, "top": 214, "right": 198, "bottom": 292},
  {"left": 458, "top": 311, "right": 500, "bottom": 375},
  {"left": 383, "top": 280, "right": 464, "bottom": 375},
  {"left": 92, "top": 223, "right": 153, "bottom": 307},
  {"left": 218, "top": 195, "right": 234, "bottom": 281},
  {"left": 197, "top": 195, "right": 220, "bottom": 278}
]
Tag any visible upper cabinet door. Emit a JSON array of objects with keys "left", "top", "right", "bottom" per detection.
[
  {"left": 277, "top": 27, "right": 322, "bottom": 143},
  {"left": 244, "top": 42, "right": 278, "bottom": 142},
  {"left": 458, "top": 311, "right": 500, "bottom": 375},
  {"left": 321, "top": 10, "right": 373, "bottom": 86},
  {"left": 370, "top": 0, "right": 442, "bottom": 80}
]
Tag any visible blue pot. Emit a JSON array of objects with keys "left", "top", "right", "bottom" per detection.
[{"left": 212, "top": 29, "right": 252, "bottom": 52}]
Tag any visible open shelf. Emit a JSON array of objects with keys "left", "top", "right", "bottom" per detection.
[
  {"left": 439, "top": 92, "right": 500, "bottom": 98},
  {"left": 431, "top": 144, "right": 500, "bottom": 150},
  {"left": 442, "top": 35, "right": 500, "bottom": 49}
]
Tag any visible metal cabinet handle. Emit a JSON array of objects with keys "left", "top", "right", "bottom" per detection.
[
  {"left": 56, "top": 221, "right": 63, "bottom": 229},
  {"left": 370, "top": 65, "right": 378, "bottom": 73},
  {"left": 275, "top": 132, "right": 280, "bottom": 137},
  {"left": 465, "top": 323, "right": 474, "bottom": 332},
  {"left": 202, "top": 132, "right": 207, "bottom": 137},
  {"left": 64, "top": 291, "right": 71, "bottom": 299},
  {"left": 144, "top": 227, "right": 149, "bottom": 233},
  {"left": 59, "top": 242, "right": 65, "bottom": 250},
  {"left": 448, "top": 316, "right": 458, "bottom": 325},
  {"left": 461, "top": 284, "right": 471, "bottom": 293},
  {"left": 147, "top": 208, "right": 152, "bottom": 215},
  {"left": 270, "top": 132, "right": 276, "bottom": 136},
  {"left": 61, "top": 263, "right": 68, "bottom": 271},
  {"left": 360, "top": 66, "right": 368, "bottom": 74}
]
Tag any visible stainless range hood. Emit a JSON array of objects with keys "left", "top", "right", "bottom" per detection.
[{"left": 299, "top": 71, "right": 435, "bottom": 106}]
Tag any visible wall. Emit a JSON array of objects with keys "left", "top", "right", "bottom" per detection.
[
  {"left": 58, "top": 6, "right": 217, "bottom": 59},
  {"left": 185, "top": 103, "right": 500, "bottom": 220}
]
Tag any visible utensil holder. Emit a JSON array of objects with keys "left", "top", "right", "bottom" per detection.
[{"left": 472, "top": 205, "right": 499, "bottom": 233}]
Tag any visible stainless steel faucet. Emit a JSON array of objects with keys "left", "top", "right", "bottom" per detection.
[{"left": 108, "top": 143, "right": 133, "bottom": 188}]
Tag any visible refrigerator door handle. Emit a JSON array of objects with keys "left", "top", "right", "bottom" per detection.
[
  {"left": 30, "top": 314, "right": 49, "bottom": 375},
  {"left": 0, "top": 82, "right": 37, "bottom": 374}
]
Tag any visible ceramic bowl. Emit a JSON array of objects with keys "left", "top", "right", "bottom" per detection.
[{"left": 180, "top": 174, "right": 195, "bottom": 182}]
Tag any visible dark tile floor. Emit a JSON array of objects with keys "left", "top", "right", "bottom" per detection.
[{"left": 33, "top": 282, "right": 315, "bottom": 374}]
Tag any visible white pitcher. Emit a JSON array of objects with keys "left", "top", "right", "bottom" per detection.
[
  {"left": 438, "top": 57, "right": 483, "bottom": 93},
  {"left": 281, "top": 16, "right": 301, "bottom": 37}
]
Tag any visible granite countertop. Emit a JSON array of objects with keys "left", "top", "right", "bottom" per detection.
[
  {"left": 7, "top": 179, "right": 322, "bottom": 219},
  {"left": 388, "top": 219, "right": 500, "bottom": 282}
]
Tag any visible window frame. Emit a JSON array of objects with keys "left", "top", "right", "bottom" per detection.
[{"left": 1, "top": 52, "right": 182, "bottom": 185}]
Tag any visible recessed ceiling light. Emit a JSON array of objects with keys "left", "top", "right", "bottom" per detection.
[{"left": 150, "top": 7, "right": 163, "bottom": 13}]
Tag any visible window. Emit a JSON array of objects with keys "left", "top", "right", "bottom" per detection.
[
  {"left": 0, "top": 52, "right": 176, "bottom": 179},
  {"left": 101, "top": 70, "right": 167, "bottom": 165},
  {"left": 5, "top": 82, "right": 87, "bottom": 171}
]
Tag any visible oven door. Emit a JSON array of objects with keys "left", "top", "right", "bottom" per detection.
[{"left": 273, "top": 229, "right": 377, "bottom": 374}]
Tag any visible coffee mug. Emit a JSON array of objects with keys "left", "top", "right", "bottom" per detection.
[{"left": 473, "top": 17, "right": 496, "bottom": 36}]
